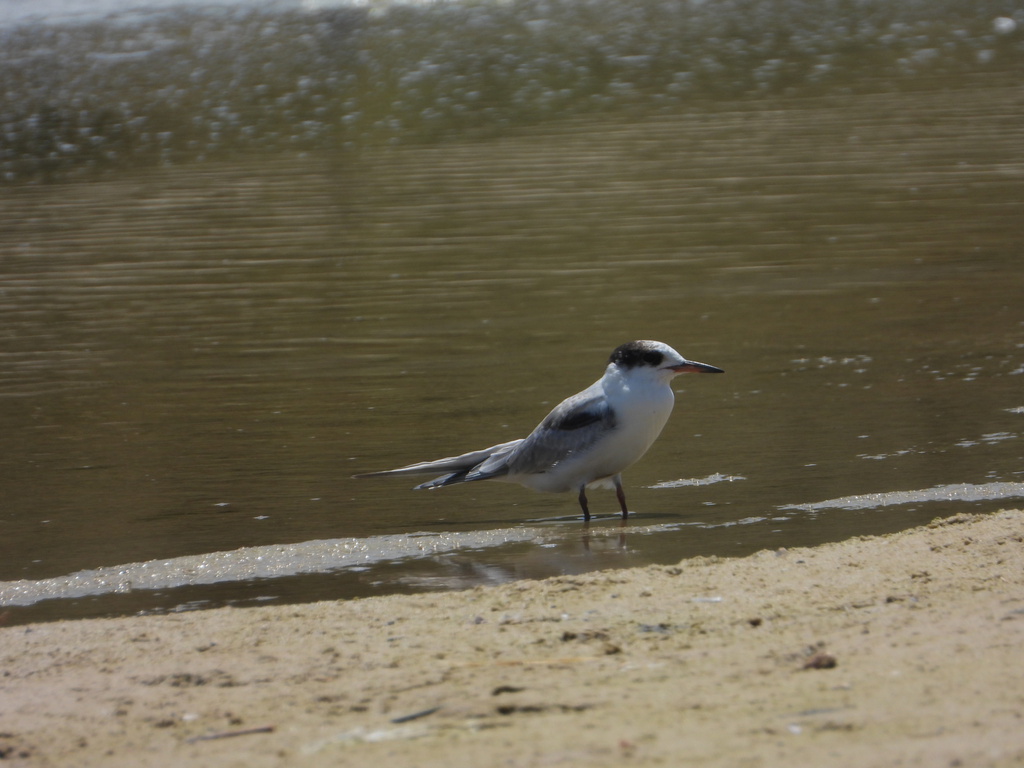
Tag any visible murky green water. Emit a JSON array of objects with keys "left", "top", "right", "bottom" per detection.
[{"left": 1, "top": 2, "right": 1023, "bottom": 624}]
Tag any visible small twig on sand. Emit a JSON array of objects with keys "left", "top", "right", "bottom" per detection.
[
  {"left": 186, "top": 725, "right": 275, "bottom": 743},
  {"left": 390, "top": 707, "right": 441, "bottom": 724}
]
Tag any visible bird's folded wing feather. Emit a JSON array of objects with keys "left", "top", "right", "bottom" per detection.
[{"left": 503, "top": 390, "right": 616, "bottom": 476}]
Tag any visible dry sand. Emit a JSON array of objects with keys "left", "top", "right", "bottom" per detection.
[{"left": 2, "top": 509, "right": 1023, "bottom": 767}]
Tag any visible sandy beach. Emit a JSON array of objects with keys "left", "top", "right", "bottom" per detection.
[{"left": 2, "top": 509, "right": 1022, "bottom": 767}]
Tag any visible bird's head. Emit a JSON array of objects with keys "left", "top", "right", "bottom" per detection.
[{"left": 608, "top": 340, "right": 724, "bottom": 381}]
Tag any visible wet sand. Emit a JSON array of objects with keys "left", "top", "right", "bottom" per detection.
[{"left": 2, "top": 509, "right": 1022, "bottom": 767}]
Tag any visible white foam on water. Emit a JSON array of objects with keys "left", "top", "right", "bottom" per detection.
[
  {"left": 0, "top": 527, "right": 543, "bottom": 607},
  {"left": 648, "top": 473, "right": 746, "bottom": 489},
  {"left": 782, "top": 482, "right": 1024, "bottom": 512}
]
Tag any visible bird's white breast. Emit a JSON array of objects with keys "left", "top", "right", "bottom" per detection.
[
  {"left": 517, "top": 370, "right": 676, "bottom": 493},
  {"left": 587, "top": 373, "right": 675, "bottom": 476}
]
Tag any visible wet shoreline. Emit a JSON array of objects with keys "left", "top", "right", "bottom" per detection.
[{"left": 2, "top": 509, "right": 1022, "bottom": 767}]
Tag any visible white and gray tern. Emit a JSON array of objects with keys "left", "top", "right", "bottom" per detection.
[{"left": 356, "top": 340, "right": 723, "bottom": 521}]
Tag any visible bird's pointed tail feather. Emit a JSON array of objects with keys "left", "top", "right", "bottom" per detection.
[{"left": 353, "top": 439, "right": 522, "bottom": 482}]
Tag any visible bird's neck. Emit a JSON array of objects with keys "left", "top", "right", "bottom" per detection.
[{"left": 604, "top": 368, "right": 675, "bottom": 416}]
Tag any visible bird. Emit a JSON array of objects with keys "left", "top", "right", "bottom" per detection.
[{"left": 354, "top": 340, "right": 723, "bottom": 521}]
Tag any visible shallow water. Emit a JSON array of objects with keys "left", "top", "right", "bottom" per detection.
[{"left": 1, "top": 3, "right": 1023, "bottom": 624}]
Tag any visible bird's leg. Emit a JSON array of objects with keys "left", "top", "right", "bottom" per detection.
[
  {"left": 614, "top": 476, "right": 629, "bottom": 520},
  {"left": 577, "top": 486, "right": 591, "bottom": 522}
]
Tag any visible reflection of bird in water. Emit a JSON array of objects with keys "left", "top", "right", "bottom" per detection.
[{"left": 356, "top": 340, "right": 723, "bottom": 520}]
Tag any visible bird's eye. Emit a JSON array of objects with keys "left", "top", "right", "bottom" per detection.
[{"left": 643, "top": 351, "right": 663, "bottom": 366}]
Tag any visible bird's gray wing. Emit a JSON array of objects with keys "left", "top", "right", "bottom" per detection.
[
  {"left": 498, "top": 389, "right": 616, "bottom": 477},
  {"left": 355, "top": 384, "right": 613, "bottom": 488}
]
